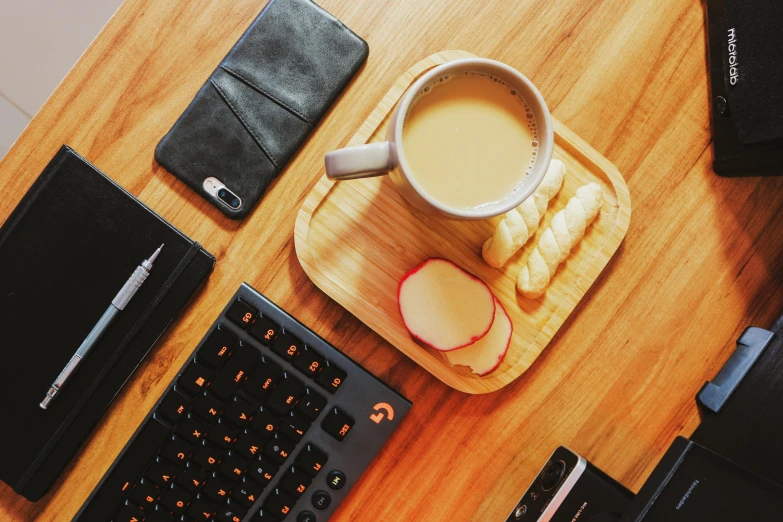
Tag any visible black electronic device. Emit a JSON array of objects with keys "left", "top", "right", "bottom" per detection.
[
  {"left": 624, "top": 315, "right": 783, "bottom": 520},
  {"left": 691, "top": 316, "right": 783, "bottom": 487},
  {"left": 75, "top": 283, "right": 411, "bottom": 521},
  {"left": 505, "top": 447, "right": 633, "bottom": 522},
  {"left": 706, "top": 0, "right": 783, "bottom": 176},
  {"left": 623, "top": 437, "right": 783, "bottom": 521}
]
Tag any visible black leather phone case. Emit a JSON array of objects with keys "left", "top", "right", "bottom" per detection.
[
  {"left": 0, "top": 146, "right": 215, "bottom": 500},
  {"left": 155, "top": 0, "right": 368, "bottom": 219}
]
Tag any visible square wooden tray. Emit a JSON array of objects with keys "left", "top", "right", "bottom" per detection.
[{"left": 295, "top": 51, "right": 631, "bottom": 393}]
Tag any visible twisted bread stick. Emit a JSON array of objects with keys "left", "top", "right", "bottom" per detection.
[
  {"left": 482, "top": 159, "right": 566, "bottom": 268},
  {"left": 517, "top": 182, "right": 603, "bottom": 298}
]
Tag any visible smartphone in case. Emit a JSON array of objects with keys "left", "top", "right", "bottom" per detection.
[{"left": 155, "top": 0, "right": 368, "bottom": 219}]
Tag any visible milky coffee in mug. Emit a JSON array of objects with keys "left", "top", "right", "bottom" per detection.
[
  {"left": 402, "top": 71, "right": 539, "bottom": 210},
  {"left": 325, "top": 58, "right": 553, "bottom": 220}
]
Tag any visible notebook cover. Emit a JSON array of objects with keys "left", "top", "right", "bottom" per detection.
[{"left": 0, "top": 146, "right": 215, "bottom": 500}]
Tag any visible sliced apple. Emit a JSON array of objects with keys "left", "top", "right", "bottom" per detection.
[
  {"left": 446, "top": 296, "right": 512, "bottom": 376},
  {"left": 398, "top": 258, "right": 495, "bottom": 351}
]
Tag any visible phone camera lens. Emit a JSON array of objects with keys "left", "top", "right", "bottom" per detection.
[
  {"left": 216, "top": 187, "right": 241, "bottom": 209},
  {"left": 514, "top": 504, "right": 527, "bottom": 519},
  {"left": 541, "top": 460, "right": 566, "bottom": 491}
]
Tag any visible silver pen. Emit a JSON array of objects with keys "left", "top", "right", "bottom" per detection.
[{"left": 39, "top": 245, "right": 164, "bottom": 410}]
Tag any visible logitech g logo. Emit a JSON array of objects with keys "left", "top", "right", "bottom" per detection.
[{"left": 727, "top": 28, "right": 739, "bottom": 86}]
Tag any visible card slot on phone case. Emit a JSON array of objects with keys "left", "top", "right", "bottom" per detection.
[
  {"left": 157, "top": 81, "right": 276, "bottom": 200},
  {"left": 211, "top": 67, "right": 311, "bottom": 167},
  {"left": 219, "top": 0, "right": 357, "bottom": 124},
  {"left": 220, "top": 65, "right": 313, "bottom": 125}
]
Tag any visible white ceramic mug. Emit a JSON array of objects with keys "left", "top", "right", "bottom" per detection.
[{"left": 324, "top": 58, "right": 554, "bottom": 220}]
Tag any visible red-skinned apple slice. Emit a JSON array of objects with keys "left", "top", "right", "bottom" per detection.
[
  {"left": 446, "top": 296, "right": 512, "bottom": 375},
  {"left": 398, "top": 258, "right": 495, "bottom": 351}
]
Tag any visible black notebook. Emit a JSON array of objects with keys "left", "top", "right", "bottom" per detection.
[{"left": 0, "top": 146, "right": 215, "bottom": 501}]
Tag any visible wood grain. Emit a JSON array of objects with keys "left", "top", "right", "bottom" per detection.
[
  {"left": 2, "top": 0, "right": 783, "bottom": 520},
  {"left": 295, "top": 50, "right": 631, "bottom": 394}
]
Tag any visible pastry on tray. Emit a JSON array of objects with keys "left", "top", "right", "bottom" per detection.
[
  {"left": 517, "top": 182, "right": 604, "bottom": 298},
  {"left": 482, "top": 159, "right": 566, "bottom": 268}
]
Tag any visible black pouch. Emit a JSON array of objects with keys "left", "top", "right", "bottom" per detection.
[
  {"left": 155, "top": 0, "right": 368, "bottom": 218},
  {"left": 707, "top": 0, "right": 783, "bottom": 176},
  {"left": 722, "top": 0, "right": 783, "bottom": 144}
]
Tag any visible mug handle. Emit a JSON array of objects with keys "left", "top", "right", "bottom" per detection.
[{"left": 325, "top": 142, "right": 394, "bottom": 180}]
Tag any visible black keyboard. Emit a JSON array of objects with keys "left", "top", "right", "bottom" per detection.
[{"left": 76, "top": 283, "right": 411, "bottom": 522}]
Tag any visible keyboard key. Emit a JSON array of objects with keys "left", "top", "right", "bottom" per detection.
[
  {"left": 279, "top": 412, "right": 310, "bottom": 442},
  {"left": 209, "top": 341, "right": 260, "bottom": 400},
  {"left": 226, "top": 299, "right": 257, "bottom": 328},
  {"left": 295, "top": 389, "right": 327, "bottom": 421},
  {"left": 264, "top": 488, "right": 296, "bottom": 519},
  {"left": 192, "top": 394, "right": 223, "bottom": 423},
  {"left": 178, "top": 362, "right": 212, "bottom": 396},
  {"left": 216, "top": 504, "right": 247, "bottom": 522},
  {"left": 249, "top": 316, "right": 280, "bottom": 346},
  {"left": 263, "top": 436, "right": 295, "bottom": 465},
  {"left": 198, "top": 327, "right": 236, "bottom": 369},
  {"left": 232, "top": 480, "right": 263, "bottom": 508},
  {"left": 293, "top": 346, "right": 325, "bottom": 377},
  {"left": 159, "top": 485, "right": 191, "bottom": 514},
  {"left": 279, "top": 467, "right": 312, "bottom": 498},
  {"left": 175, "top": 466, "right": 205, "bottom": 493},
  {"left": 311, "top": 490, "right": 331, "bottom": 510},
  {"left": 187, "top": 497, "right": 215, "bottom": 521},
  {"left": 254, "top": 508, "right": 281, "bottom": 522},
  {"left": 248, "top": 459, "right": 279, "bottom": 486},
  {"left": 326, "top": 469, "right": 346, "bottom": 490},
  {"left": 297, "top": 511, "right": 317, "bottom": 522},
  {"left": 218, "top": 453, "right": 247, "bottom": 481},
  {"left": 224, "top": 398, "right": 254, "bottom": 426},
  {"left": 244, "top": 359, "right": 281, "bottom": 401},
  {"left": 128, "top": 481, "right": 157, "bottom": 510},
  {"left": 295, "top": 444, "right": 327, "bottom": 478},
  {"left": 203, "top": 476, "right": 233, "bottom": 503},
  {"left": 192, "top": 445, "right": 223, "bottom": 470},
  {"left": 160, "top": 439, "right": 192, "bottom": 465},
  {"left": 321, "top": 407, "right": 354, "bottom": 441},
  {"left": 272, "top": 332, "right": 303, "bottom": 361},
  {"left": 145, "top": 508, "right": 174, "bottom": 522},
  {"left": 249, "top": 407, "right": 281, "bottom": 435},
  {"left": 315, "top": 362, "right": 346, "bottom": 393},
  {"left": 266, "top": 373, "right": 303, "bottom": 415},
  {"left": 157, "top": 390, "right": 190, "bottom": 424},
  {"left": 114, "top": 504, "right": 144, "bottom": 522},
  {"left": 144, "top": 461, "right": 176, "bottom": 488},
  {"left": 234, "top": 432, "right": 264, "bottom": 460},
  {"left": 77, "top": 417, "right": 170, "bottom": 522},
  {"left": 176, "top": 417, "right": 207, "bottom": 445},
  {"left": 207, "top": 422, "right": 237, "bottom": 449}
]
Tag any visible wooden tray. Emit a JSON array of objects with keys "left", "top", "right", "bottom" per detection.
[{"left": 295, "top": 51, "right": 631, "bottom": 394}]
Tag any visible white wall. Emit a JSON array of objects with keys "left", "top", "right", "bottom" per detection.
[{"left": 0, "top": 0, "right": 123, "bottom": 158}]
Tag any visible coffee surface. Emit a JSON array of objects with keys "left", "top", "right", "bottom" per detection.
[{"left": 402, "top": 73, "right": 538, "bottom": 210}]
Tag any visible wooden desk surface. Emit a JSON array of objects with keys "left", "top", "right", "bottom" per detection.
[{"left": 2, "top": 0, "right": 783, "bottom": 520}]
